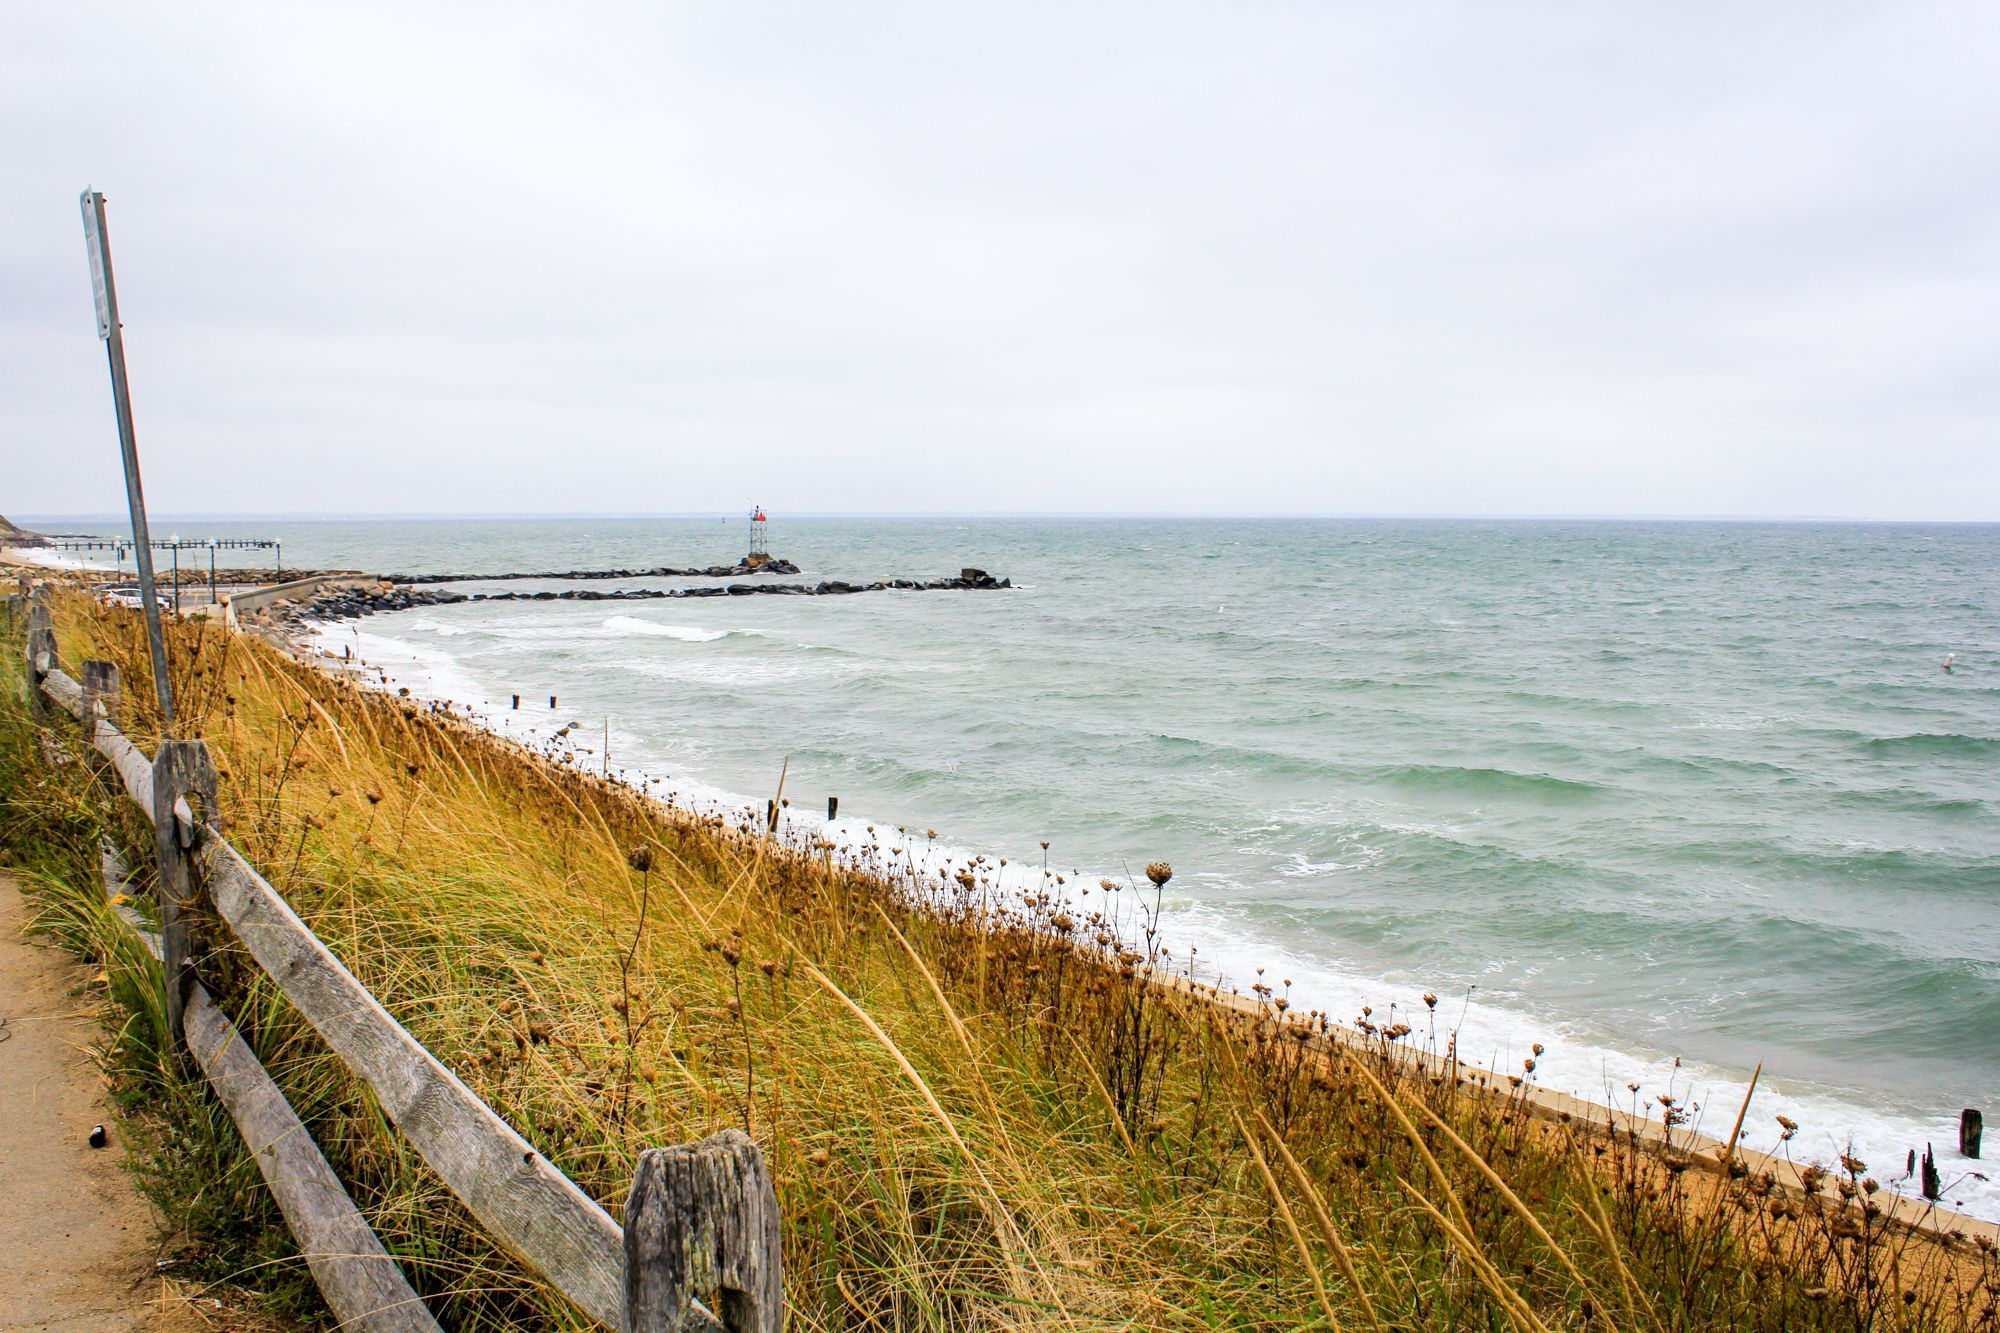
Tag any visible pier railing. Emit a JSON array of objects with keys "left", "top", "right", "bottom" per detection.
[{"left": 19, "top": 583, "right": 781, "bottom": 1333}]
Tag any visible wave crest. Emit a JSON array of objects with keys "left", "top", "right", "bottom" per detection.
[
  {"left": 1862, "top": 733, "right": 2000, "bottom": 760},
  {"left": 600, "top": 617, "right": 749, "bottom": 642}
]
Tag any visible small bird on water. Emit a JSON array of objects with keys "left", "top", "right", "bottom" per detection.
[{"left": 88, "top": 1125, "right": 107, "bottom": 1148}]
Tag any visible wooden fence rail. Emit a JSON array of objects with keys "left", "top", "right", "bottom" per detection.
[{"left": 23, "top": 586, "right": 779, "bottom": 1333}]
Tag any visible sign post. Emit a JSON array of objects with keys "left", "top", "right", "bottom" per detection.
[{"left": 81, "top": 188, "right": 175, "bottom": 729}]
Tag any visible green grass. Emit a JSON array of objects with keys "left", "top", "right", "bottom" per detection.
[{"left": 2, "top": 587, "right": 1992, "bottom": 1332}]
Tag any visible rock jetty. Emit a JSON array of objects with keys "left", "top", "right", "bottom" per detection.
[
  {"left": 284, "top": 568, "right": 1011, "bottom": 628},
  {"left": 388, "top": 558, "right": 802, "bottom": 583}
]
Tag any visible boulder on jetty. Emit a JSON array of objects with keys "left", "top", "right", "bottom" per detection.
[{"left": 286, "top": 581, "right": 469, "bottom": 627}]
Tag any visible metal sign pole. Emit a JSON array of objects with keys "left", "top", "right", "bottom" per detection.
[{"left": 81, "top": 188, "right": 175, "bottom": 728}]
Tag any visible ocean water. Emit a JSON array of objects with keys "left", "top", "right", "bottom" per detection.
[{"left": 29, "top": 515, "right": 2000, "bottom": 1217}]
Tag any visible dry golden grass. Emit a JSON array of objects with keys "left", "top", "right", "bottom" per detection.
[{"left": 6, "top": 587, "right": 1995, "bottom": 1332}]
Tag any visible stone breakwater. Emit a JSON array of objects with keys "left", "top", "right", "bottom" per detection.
[
  {"left": 272, "top": 568, "right": 1012, "bottom": 629},
  {"left": 388, "top": 558, "right": 803, "bottom": 582}
]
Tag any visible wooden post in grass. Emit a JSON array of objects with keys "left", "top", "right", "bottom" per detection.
[
  {"left": 81, "top": 660, "right": 122, "bottom": 803},
  {"left": 81, "top": 659, "right": 121, "bottom": 729},
  {"left": 25, "top": 593, "right": 56, "bottom": 722},
  {"left": 153, "top": 738, "right": 218, "bottom": 1046},
  {"left": 623, "top": 1129, "right": 781, "bottom": 1333}
]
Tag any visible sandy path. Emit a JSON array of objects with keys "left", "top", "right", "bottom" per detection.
[{"left": 0, "top": 872, "right": 188, "bottom": 1332}]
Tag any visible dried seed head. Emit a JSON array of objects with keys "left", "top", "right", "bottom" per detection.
[
  {"left": 1145, "top": 861, "right": 1172, "bottom": 887},
  {"left": 1423, "top": 992, "right": 1438, "bottom": 1009},
  {"left": 627, "top": 844, "right": 655, "bottom": 873},
  {"left": 725, "top": 997, "right": 743, "bottom": 1017},
  {"left": 365, "top": 788, "right": 384, "bottom": 805},
  {"left": 809, "top": 1148, "right": 831, "bottom": 1166},
  {"left": 757, "top": 959, "right": 778, "bottom": 977}
]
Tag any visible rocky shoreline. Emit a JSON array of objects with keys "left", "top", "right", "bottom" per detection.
[{"left": 275, "top": 566, "right": 1012, "bottom": 629}]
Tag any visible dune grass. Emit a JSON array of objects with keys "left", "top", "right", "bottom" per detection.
[{"left": 3, "top": 586, "right": 1994, "bottom": 1332}]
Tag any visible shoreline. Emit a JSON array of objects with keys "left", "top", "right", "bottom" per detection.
[{"left": 257, "top": 600, "right": 2000, "bottom": 1251}]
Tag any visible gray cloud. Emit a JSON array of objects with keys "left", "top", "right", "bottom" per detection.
[{"left": 6, "top": 2, "right": 1997, "bottom": 518}]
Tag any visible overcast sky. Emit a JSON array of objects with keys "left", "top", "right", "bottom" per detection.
[{"left": 6, "top": 3, "right": 1998, "bottom": 519}]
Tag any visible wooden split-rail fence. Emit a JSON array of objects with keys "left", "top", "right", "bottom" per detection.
[{"left": 17, "top": 584, "right": 783, "bottom": 1333}]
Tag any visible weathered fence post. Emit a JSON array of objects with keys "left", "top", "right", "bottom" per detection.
[
  {"left": 1963, "top": 1109, "right": 1983, "bottom": 1159},
  {"left": 153, "top": 739, "right": 219, "bottom": 1046},
  {"left": 82, "top": 659, "right": 122, "bottom": 729},
  {"left": 623, "top": 1129, "right": 782, "bottom": 1333},
  {"left": 25, "top": 593, "right": 56, "bottom": 722},
  {"left": 80, "top": 660, "right": 123, "bottom": 803}
]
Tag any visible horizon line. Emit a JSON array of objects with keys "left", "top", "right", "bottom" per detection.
[{"left": 17, "top": 510, "right": 1998, "bottom": 525}]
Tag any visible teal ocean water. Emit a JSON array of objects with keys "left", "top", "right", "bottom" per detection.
[{"left": 30, "top": 516, "right": 2000, "bottom": 1216}]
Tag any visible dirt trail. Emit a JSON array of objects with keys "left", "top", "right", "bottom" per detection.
[{"left": 0, "top": 872, "right": 190, "bottom": 1332}]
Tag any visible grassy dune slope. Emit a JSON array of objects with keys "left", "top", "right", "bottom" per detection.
[{"left": 3, "top": 588, "right": 1992, "bottom": 1332}]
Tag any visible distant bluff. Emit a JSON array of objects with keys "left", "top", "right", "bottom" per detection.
[{"left": 0, "top": 515, "right": 48, "bottom": 546}]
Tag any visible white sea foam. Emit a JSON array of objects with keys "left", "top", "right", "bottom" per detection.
[
  {"left": 12, "top": 546, "right": 113, "bottom": 573},
  {"left": 601, "top": 616, "right": 731, "bottom": 642}
]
